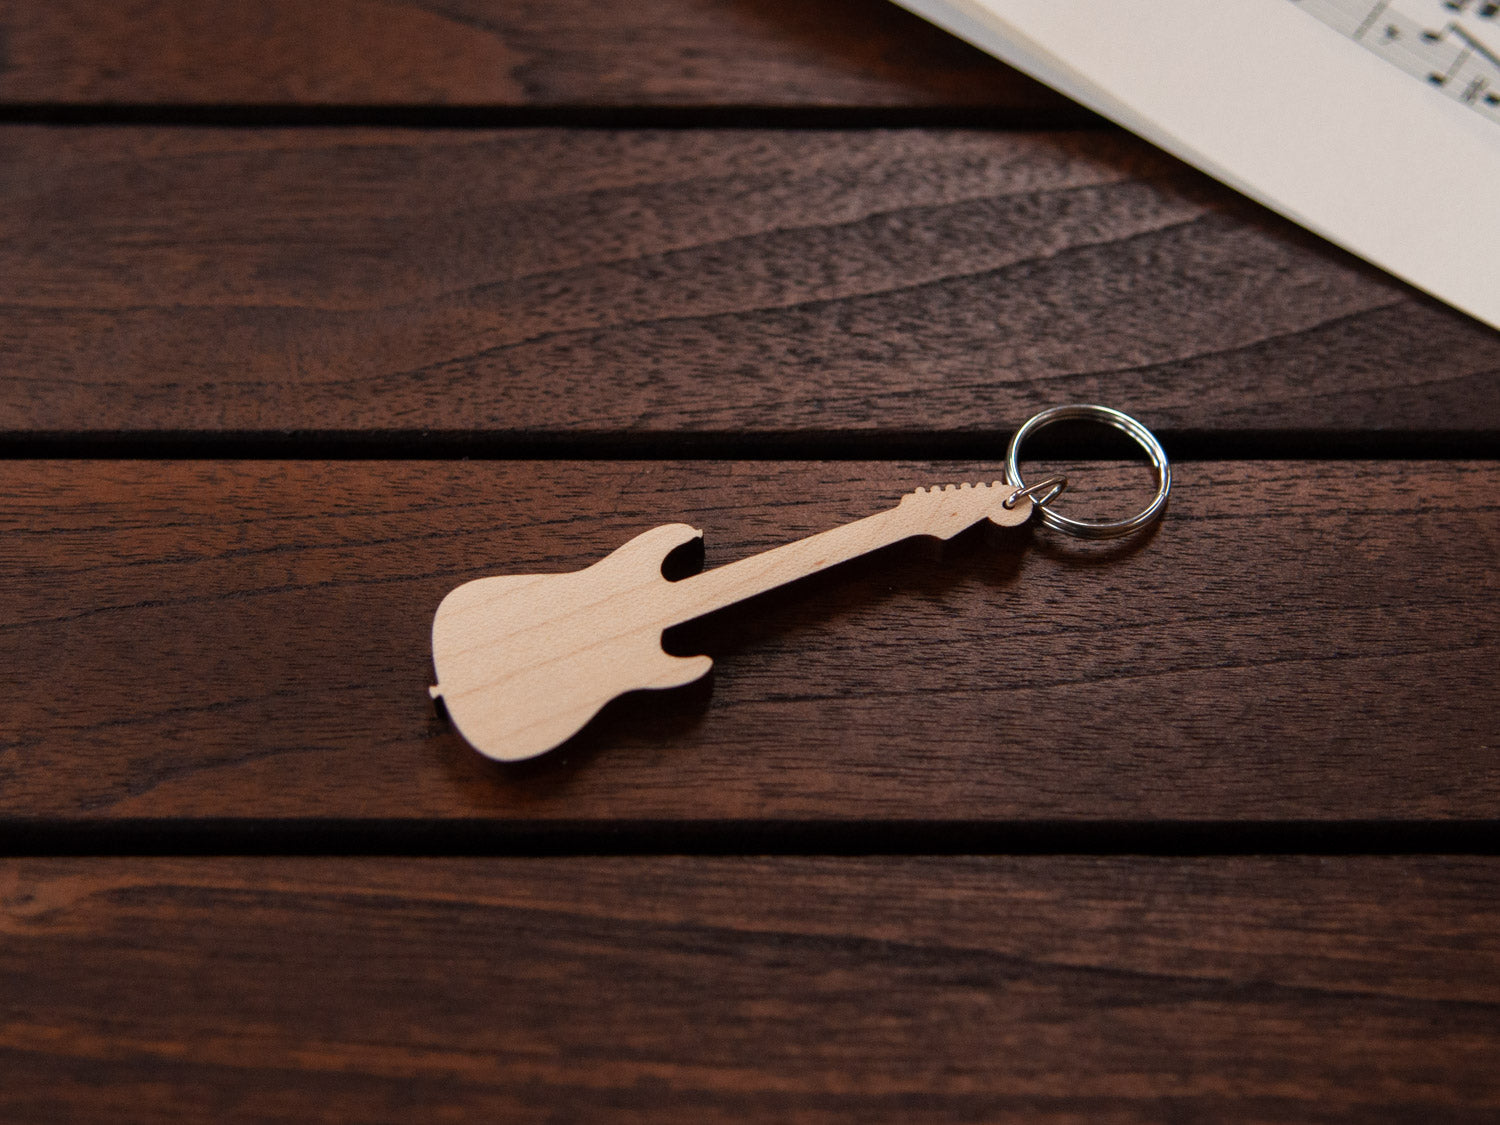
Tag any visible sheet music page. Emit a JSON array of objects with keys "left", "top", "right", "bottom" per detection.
[{"left": 892, "top": 0, "right": 1500, "bottom": 331}]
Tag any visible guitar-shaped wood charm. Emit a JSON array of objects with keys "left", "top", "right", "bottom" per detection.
[{"left": 430, "top": 481, "right": 1042, "bottom": 762}]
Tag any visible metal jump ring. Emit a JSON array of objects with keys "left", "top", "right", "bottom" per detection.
[{"left": 1005, "top": 404, "right": 1170, "bottom": 540}]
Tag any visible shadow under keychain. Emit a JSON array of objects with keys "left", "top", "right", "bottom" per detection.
[{"left": 430, "top": 404, "right": 1170, "bottom": 762}]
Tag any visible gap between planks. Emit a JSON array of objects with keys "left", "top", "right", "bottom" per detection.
[
  {"left": 0, "top": 104, "right": 1099, "bottom": 130},
  {"left": 2, "top": 430, "right": 1498, "bottom": 461},
  {"left": 2, "top": 818, "right": 1499, "bottom": 858}
]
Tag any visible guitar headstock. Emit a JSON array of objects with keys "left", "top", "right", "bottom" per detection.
[{"left": 898, "top": 480, "right": 1032, "bottom": 534}]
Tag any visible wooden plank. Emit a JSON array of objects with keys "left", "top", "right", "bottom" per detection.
[
  {"left": 2, "top": 855, "right": 1497, "bottom": 1120},
  {"left": 0, "top": 0, "right": 1063, "bottom": 109},
  {"left": 2, "top": 459, "right": 1495, "bottom": 824},
  {"left": 3, "top": 127, "right": 1495, "bottom": 438}
]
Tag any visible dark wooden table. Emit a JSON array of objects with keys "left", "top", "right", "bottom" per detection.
[{"left": 3, "top": 2, "right": 1498, "bottom": 1119}]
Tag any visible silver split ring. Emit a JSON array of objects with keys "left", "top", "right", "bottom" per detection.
[{"left": 1005, "top": 404, "right": 1170, "bottom": 539}]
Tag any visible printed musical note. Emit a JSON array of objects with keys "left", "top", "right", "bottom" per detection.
[{"left": 1294, "top": 0, "right": 1500, "bottom": 123}]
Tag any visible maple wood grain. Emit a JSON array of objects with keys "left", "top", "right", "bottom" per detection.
[
  {"left": 0, "top": 0, "right": 1063, "bottom": 110},
  {"left": 3, "top": 127, "right": 1496, "bottom": 439},
  {"left": 1, "top": 459, "right": 1494, "bottom": 824},
  {"left": 3, "top": 855, "right": 1498, "bottom": 1122}
]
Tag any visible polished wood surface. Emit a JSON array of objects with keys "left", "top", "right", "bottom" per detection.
[
  {"left": 3, "top": 127, "right": 1495, "bottom": 438},
  {"left": 0, "top": 0, "right": 1064, "bottom": 109},
  {"left": 4, "top": 856, "right": 1498, "bottom": 1122},
  {"left": 3, "top": 460, "right": 1495, "bottom": 823},
  {"left": 2, "top": 1, "right": 1496, "bottom": 1118}
]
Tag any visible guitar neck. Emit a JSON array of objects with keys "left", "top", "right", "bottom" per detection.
[{"left": 667, "top": 483, "right": 1028, "bottom": 624}]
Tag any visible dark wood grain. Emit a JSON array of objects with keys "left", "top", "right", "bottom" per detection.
[
  {"left": 2, "top": 459, "right": 1495, "bottom": 824},
  {"left": 0, "top": 0, "right": 1064, "bottom": 110},
  {"left": 2, "top": 127, "right": 1495, "bottom": 439},
  {"left": 3, "top": 855, "right": 1498, "bottom": 1121},
  {"left": 3, "top": 4, "right": 1491, "bottom": 1115}
]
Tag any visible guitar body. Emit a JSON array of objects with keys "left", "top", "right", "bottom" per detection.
[{"left": 430, "top": 523, "right": 714, "bottom": 762}]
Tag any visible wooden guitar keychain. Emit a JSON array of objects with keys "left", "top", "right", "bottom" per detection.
[{"left": 430, "top": 404, "right": 1170, "bottom": 762}]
